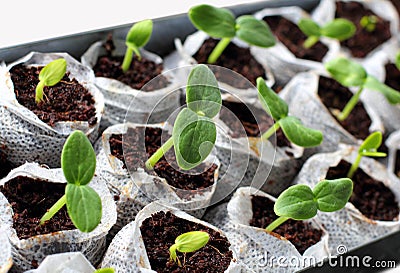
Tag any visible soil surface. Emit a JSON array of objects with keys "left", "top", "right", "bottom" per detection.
[
  {"left": 326, "top": 160, "right": 399, "bottom": 221},
  {"left": 140, "top": 211, "right": 233, "bottom": 272},
  {"left": 193, "top": 38, "right": 266, "bottom": 88},
  {"left": 263, "top": 15, "right": 328, "bottom": 62},
  {"left": 0, "top": 149, "right": 13, "bottom": 179},
  {"left": 10, "top": 64, "right": 97, "bottom": 127},
  {"left": 396, "top": 150, "right": 400, "bottom": 178},
  {"left": 335, "top": 1, "right": 392, "bottom": 58},
  {"left": 318, "top": 76, "right": 372, "bottom": 140},
  {"left": 219, "top": 100, "right": 291, "bottom": 148},
  {"left": 92, "top": 36, "right": 169, "bottom": 91},
  {"left": 0, "top": 176, "right": 75, "bottom": 239},
  {"left": 109, "top": 126, "right": 217, "bottom": 191},
  {"left": 250, "top": 195, "right": 323, "bottom": 254},
  {"left": 384, "top": 62, "right": 400, "bottom": 91}
]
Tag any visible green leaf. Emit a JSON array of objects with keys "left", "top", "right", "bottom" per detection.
[
  {"left": 359, "top": 131, "right": 382, "bottom": 152},
  {"left": 189, "top": 5, "right": 236, "bottom": 38},
  {"left": 360, "top": 151, "right": 387, "bottom": 157},
  {"left": 39, "top": 58, "right": 67, "bottom": 86},
  {"left": 321, "top": 18, "right": 356, "bottom": 41},
  {"left": 61, "top": 130, "right": 96, "bottom": 186},
  {"left": 298, "top": 18, "right": 321, "bottom": 37},
  {"left": 126, "top": 19, "right": 153, "bottom": 49},
  {"left": 364, "top": 76, "right": 400, "bottom": 104},
  {"left": 395, "top": 52, "right": 400, "bottom": 71},
  {"left": 236, "top": 15, "right": 275, "bottom": 47},
  {"left": 94, "top": 268, "right": 115, "bottom": 273},
  {"left": 66, "top": 184, "right": 102, "bottom": 233},
  {"left": 279, "top": 116, "right": 324, "bottom": 147},
  {"left": 257, "top": 77, "right": 288, "bottom": 121},
  {"left": 186, "top": 64, "right": 221, "bottom": 118},
  {"left": 274, "top": 184, "right": 317, "bottom": 220},
  {"left": 360, "top": 15, "right": 377, "bottom": 32},
  {"left": 175, "top": 231, "right": 210, "bottom": 253},
  {"left": 325, "top": 57, "right": 368, "bottom": 87},
  {"left": 173, "top": 108, "right": 216, "bottom": 170},
  {"left": 313, "top": 178, "right": 353, "bottom": 212}
]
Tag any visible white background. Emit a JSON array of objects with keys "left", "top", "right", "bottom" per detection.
[{"left": 0, "top": 0, "right": 261, "bottom": 48}]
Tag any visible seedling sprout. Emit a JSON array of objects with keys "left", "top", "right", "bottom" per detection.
[
  {"left": 35, "top": 58, "right": 67, "bottom": 103},
  {"left": 360, "top": 15, "right": 378, "bottom": 32}
]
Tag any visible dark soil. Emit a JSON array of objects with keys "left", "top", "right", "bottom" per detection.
[
  {"left": 10, "top": 64, "right": 97, "bottom": 127},
  {"left": 92, "top": 36, "right": 169, "bottom": 91},
  {"left": 0, "top": 176, "right": 75, "bottom": 239},
  {"left": 0, "top": 149, "right": 13, "bottom": 179},
  {"left": 109, "top": 127, "right": 217, "bottom": 191},
  {"left": 326, "top": 160, "right": 399, "bottom": 221},
  {"left": 193, "top": 38, "right": 266, "bottom": 88},
  {"left": 335, "top": 1, "right": 392, "bottom": 58},
  {"left": 263, "top": 16, "right": 328, "bottom": 62},
  {"left": 140, "top": 211, "right": 233, "bottom": 272},
  {"left": 317, "top": 76, "right": 372, "bottom": 140},
  {"left": 384, "top": 62, "right": 400, "bottom": 91},
  {"left": 219, "top": 100, "right": 291, "bottom": 148},
  {"left": 250, "top": 195, "right": 323, "bottom": 255},
  {"left": 395, "top": 150, "right": 400, "bottom": 178}
]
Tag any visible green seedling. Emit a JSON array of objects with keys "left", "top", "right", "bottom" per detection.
[
  {"left": 265, "top": 178, "right": 353, "bottom": 232},
  {"left": 169, "top": 231, "right": 210, "bottom": 267},
  {"left": 35, "top": 58, "right": 67, "bottom": 103},
  {"left": 298, "top": 18, "right": 356, "bottom": 48},
  {"left": 360, "top": 15, "right": 378, "bottom": 32},
  {"left": 40, "top": 130, "right": 102, "bottom": 233},
  {"left": 325, "top": 57, "right": 400, "bottom": 121},
  {"left": 121, "top": 19, "right": 153, "bottom": 72},
  {"left": 145, "top": 64, "right": 221, "bottom": 171},
  {"left": 257, "top": 77, "right": 323, "bottom": 147},
  {"left": 347, "top": 131, "right": 387, "bottom": 178},
  {"left": 188, "top": 4, "right": 275, "bottom": 64},
  {"left": 395, "top": 52, "right": 400, "bottom": 71},
  {"left": 93, "top": 268, "right": 114, "bottom": 273}
]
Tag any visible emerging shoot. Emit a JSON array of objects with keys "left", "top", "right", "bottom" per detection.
[
  {"left": 298, "top": 18, "right": 356, "bottom": 49},
  {"left": 325, "top": 57, "right": 400, "bottom": 121},
  {"left": 145, "top": 64, "right": 221, "bottom": 170},
  {"left": 395, "top": 52, "right": 400, "bottom": 71},
  {"left": 265, "top": 178, "right": 353, "bottom": 232},
  {"left": 169, "top": 231, "right": 210, "bottom": 267},
  {"left": 93, "top": 268, "right": 115, "bottom": 273},
  {"left": 360, "top": 15, "right": 378, "bottom": 32},
  {"left": 347, "top": 131, "right": 387, "bottom": 178},
  {"left": 257, "top": 77, "right": 323, "bottom": 147},
  {"left": 40, "top": 130, "right": 102, "bottom": 233},
  {"left": 188, "top": 4, "right": 275, "bottom": 64},
  {"left": 35, "top": 58, "right": 67, "bottom": 103},
  {"left": 122, "top": 19, "right": 153, "bottom": 72}
]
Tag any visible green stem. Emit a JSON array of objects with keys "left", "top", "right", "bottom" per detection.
[
  {"left": 336, "top": 86, "right": 364, "bottom": 121},
  {"left": 303, "top": 36, "right": 319, "bottom": 49},
  {"left": 347, "top": 154, "right": 361, "bottom": 179},
  {"left": 145, "top": 137, "right": 174, "bottom": 170},
  {"left": 207, "top": 37, "right": 232, "bottom": 64},
  {"left": 122, "top": 47, "right": 134, "bottom": 72},
  {"left": 35, "top": 80, "right": 45, "bottom": 103},
  {"left": 40, "top": 194, "right": 67, "bottom": 225},
  {"left": 261, "top": 122, "right": 281, "bottom": 141},
  {"left": 265, "top": 216, "right": 289, "bottom": 232}
]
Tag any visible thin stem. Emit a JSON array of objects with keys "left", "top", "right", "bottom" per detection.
[
  {"left": 265, "top": 216, "right": 290, "bottom": 232},
  {"left": 336, "top": 86, "right": 364, "bottom": 121},
  {"left": 40, "top": 194, "right": 67, "bottom": 225},
  {"left": 261, "top": 122, "right": 281, "bottom": 141},
  {"left": 35, "top": 80, "right": 45, "bottom": 103},
  {"left": 207, "top": 37, "right": 232, "bottom": 64},
  {"left": 145, "top": 137, "right": 174, "bottom": 170},
  {"left": 122, "top": 47, "right": 134, "bottom": 72},
  {"left": 303, "top": 36, "right": 319, "bottom": 49},
  {"left": 347, "top": 154, "right": 361, "bottom": 179}
]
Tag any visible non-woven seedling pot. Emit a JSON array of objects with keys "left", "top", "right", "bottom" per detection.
[
  {"left": 312, "top": 0, "right": 399, "bottom": 60},
  {"left": 81, "top": 39, "right": 180, "bottom": 125},
  {"left": 95, "top": 123, "right": 151, "bottom": 238},
  {"left": 295, "top": 145, "right": 400, "bottom": 254},
  {"left": 172, "top": 31, "right": 275, "bottom": 103},
  {"left": 225, "top": 187, "right": 329, "bottom": 272},
  {"left": 104, "top": 122, "right": 220, "bottom": 218},
  {"left": 279, "top": 70, "right": 384, "bottom": 157},
  {"left": 24, "top": 252, "right": 95, "bottom": 273},
  {"left": 386, "top": 130, "right": 400, "bottom": 183},
  {"left": 0, "top": 163, "right": 117, "bottom": 272},
  {"left": 101, "top": 202, "right": 242, "bottom": 273},
  {"left": 0, "top": 229, "right": 12, "bottom": 273},
  {"left": 0, "top": 52, "right": 104, "bottom": 168},
  {"left": 252, "top": 6, "right": 340, "bottom": 86}
]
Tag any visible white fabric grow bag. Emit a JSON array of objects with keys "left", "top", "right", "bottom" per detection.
[
  {"left": 0, "top": 229, "right": 12, "bottom": 273},
  {"left": 295, "top": 145, "right": 400, "bottom": 254},
  {"left": 0, "top": 163, "right": 117, "bottom": 272},
  {"left": 0, "top": 52, "right": 104, "bottom": 168},
  {"left": 386, "top": 130, "right": 400, "bottom": 183},
  {"left": 81, "top": 40, "right": 180, "bottom": 125},
  {"left": 101, "top": 202, "right": 242, "bottom": 273}
]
